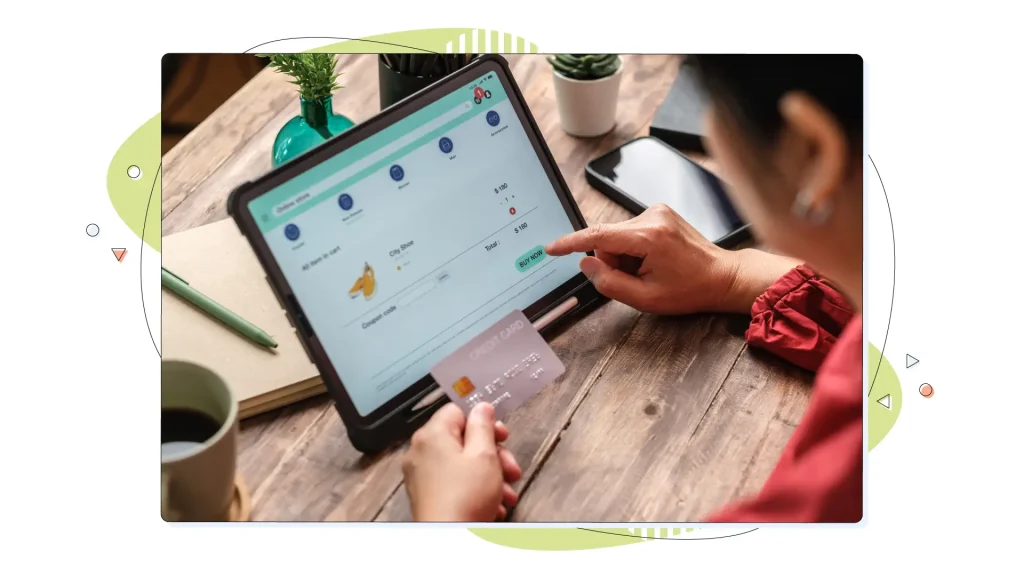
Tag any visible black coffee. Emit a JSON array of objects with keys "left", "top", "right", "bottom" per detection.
[{"left": 162, "top": 408, "right": 222, "bottom": 445}]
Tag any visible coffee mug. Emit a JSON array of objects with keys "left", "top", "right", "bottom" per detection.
[{"left": 161, "top": 360, "right": 238, "bottom": 521}]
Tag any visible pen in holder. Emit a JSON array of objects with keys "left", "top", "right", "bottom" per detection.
[{"left": 378, "top": 53, "right": 478, "bottom": 110}]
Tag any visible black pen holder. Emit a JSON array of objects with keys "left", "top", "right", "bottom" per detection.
[{"left": 378, "top": 56, "right": 442, "bottom": 110}]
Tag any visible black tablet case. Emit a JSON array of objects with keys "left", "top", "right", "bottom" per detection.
[{"left": 648, "top": 61, "right": 709, "bottom": 153}]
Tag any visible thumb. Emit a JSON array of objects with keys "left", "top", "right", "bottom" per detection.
[
  {"left": 579, "top": 256, "right": 648, "bottom": 306},
  {"left": 463, "top": 402, "right": 498, "bottom": 456}
]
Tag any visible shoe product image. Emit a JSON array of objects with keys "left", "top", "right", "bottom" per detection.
[
  {"left": 348, "top": 272, "right": 363, "bottom": 298},
  {"left": 361, "top": 263, "right": 376, "bottom": 300}
]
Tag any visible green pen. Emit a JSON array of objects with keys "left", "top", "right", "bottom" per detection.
[{"left": 162, "top": 267, "right": 278, "bottom": 349}]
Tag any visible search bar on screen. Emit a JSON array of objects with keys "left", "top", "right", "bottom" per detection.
[{"left": 273, "top": 101, "right": 474, "bottom": 217}]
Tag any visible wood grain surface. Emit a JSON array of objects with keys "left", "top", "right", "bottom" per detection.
[{"left": 161, "top": 53, "right": 814, "bottom": 521}]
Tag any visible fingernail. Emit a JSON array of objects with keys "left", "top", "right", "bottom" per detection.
[{"left": 473, "top": 402, "right": 494, "bottom": 420}]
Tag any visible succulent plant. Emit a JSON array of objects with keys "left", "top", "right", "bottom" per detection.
[{"left": 548, "top": 54, "right": 621, "bottom": 81}]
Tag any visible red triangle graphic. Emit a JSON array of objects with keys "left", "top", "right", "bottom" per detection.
[{"left": 112, "top": 248, "right": 127, "bottom": 262}]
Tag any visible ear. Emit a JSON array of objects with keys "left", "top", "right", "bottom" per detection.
[{"left": 779, "top": 92, "right": 849, "bottom": 219}]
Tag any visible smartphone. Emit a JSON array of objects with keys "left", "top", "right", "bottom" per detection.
[{"left": 585, "top": 136, "right": 751, "bottom": 247}]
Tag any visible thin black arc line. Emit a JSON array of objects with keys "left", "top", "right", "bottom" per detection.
[
  {"left": 866, "top": 154, "right": 894, "bottom": 395},
  {"left": 141, "top": 163, "right": 162, "bottom": 358},
  {"left": 577, "top": 527, "right": 758, "bottom": 541},
  {"left": 243, "top": 37, "right": 442, "bottom": 55}
]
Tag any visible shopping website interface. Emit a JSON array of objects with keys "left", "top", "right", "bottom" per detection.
[{"left": 250, "top": 73, "right": 585, "bottom": 416}]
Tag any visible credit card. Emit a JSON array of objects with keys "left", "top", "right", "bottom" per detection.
[{"left": 430, "top": 310, "right": 565, "bottom": 421}]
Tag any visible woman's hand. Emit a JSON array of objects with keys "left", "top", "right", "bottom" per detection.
[
  {"left": 402, "top": 402, "right": 522, "bottom": 522},
  {"left": 545, "top": 204, "right": 800, "bottom": 315}
]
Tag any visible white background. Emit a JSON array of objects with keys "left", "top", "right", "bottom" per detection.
[{"left": 1, "top": 0, "right": 1020, "bottom": 572}]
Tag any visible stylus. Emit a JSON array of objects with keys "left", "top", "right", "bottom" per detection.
[
  {"left": 411, "top": 389, "right": 448, "bottom": 412},
  {"left": 531, "top": 296, "right": 578, "bottom": 331},
  {"left": 410, "top": 297, "right": 580, "bottom": 412}
]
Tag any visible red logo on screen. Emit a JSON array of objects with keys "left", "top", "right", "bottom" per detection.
[{"left": 473, "top": 87, "right": 485, "bottom": 99}]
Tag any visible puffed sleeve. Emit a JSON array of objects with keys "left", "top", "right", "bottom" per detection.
[{"left": 745, "top": 264, "right": 855, "bottom": 372}]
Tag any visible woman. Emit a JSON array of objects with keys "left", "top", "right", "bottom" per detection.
[{"left": 401, "top": 55, "right": 863, "bottom": 522}]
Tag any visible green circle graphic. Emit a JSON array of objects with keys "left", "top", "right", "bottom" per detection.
[
  {"left": 110, "top": 30, "right": 899, "bottom": 547},
  {"left": 471, "top": 528, "right": 644, "bottom": 550},
  {"left": 868, "top": 343, "right": 902, "bottom": 451},
  {"left": 107, "top": 113, "right": 160, "bottom": 252}
]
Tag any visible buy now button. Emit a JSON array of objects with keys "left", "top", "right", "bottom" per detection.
[{"left": 516, "top": 246, "right": 546, "bottom": 272}]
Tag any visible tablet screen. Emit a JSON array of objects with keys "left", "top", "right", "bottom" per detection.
[{"left": 247, "top": 72, "right": 586, "bottom": 417}]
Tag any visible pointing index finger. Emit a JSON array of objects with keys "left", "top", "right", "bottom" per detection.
[{"left": 545, "top": 223, "right": 647, "bottom": 258}]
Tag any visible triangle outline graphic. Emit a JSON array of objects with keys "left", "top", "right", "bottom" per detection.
[
  {"left": 877, "top": 394, "right": 891, "bottom": 410},
  {"left": 906, "top": 354, "right": 919, "bottom": 369},
  {"left": 112, "top": 248, "right": 127, "bottom": 262}
]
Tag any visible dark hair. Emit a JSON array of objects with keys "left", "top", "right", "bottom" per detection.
[{"left": 690, "top": 55, "right": 863, "bottom": 148}]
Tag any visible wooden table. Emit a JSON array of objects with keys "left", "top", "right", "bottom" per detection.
[{"left": 162, "top": 54, "right": 814, "bottom": 522}]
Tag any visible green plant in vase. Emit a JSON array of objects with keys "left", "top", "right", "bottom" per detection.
[{"left": 263, "top": 54, "right": 356, "bottom": 167}]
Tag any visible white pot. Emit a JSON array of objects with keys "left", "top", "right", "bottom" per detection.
[{"left": 551, "top": 63, "right": 623, "bottom": 137}]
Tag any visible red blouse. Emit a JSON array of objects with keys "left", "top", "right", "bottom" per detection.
[{"left": 706, "top": 265, "right": 863, "bottom": 523}]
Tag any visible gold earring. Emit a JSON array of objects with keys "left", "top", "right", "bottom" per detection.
[{"left": 792, "top": 189, "right": 833, "bottom": 225}]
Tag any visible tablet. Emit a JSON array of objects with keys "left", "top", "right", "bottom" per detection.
[{"left": 228, "top": 55, "right": 601, "bottom": 453}]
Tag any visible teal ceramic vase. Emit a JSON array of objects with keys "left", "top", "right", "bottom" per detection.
[{"left": 272, "top": 96, "right": 355, "bottom": 167}]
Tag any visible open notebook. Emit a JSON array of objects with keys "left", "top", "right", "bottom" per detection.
[{"left": 162, "top": 218, "right": 325, "bottom": 419}]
